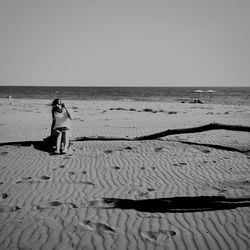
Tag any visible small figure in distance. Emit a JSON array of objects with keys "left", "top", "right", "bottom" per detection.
[
  {"left": 51, "top": 99, "right": 72, "bottom": 154},
  {"left": 8, "top": 95, "right": 12, "bottom": 105}
]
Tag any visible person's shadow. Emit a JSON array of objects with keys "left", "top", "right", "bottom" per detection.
[{"left": 0, "top": 136, "right": 56, "bottom": 154}]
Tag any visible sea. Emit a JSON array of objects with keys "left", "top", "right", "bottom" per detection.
[{"left": 0, "top": 86, "right": 249, "bottom": 106}]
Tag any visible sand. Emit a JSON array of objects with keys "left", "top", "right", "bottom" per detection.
[{"left": 0, "top": 98, "right": 250, "bottom": 250}]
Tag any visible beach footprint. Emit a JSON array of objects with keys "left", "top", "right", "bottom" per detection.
[
  {"left": 81, "top": 220, "right": 116, "bottom": 235},
  {"left": 128, "top": 185, "right": 155, "bottom": 198},
  {"left": 40, "top": 175, "right": 50, "bottom": 180},
  {"left": 104, "top": 149, "right": 113, "bottom": 154},
  {"left": 201, "top": 149, "right": 211, "bottom": 153},
  {"left": 34, "top": 200, "right": 79, "bottom": 210},
  {"left": 217, "top": 179, "right": 250, "bottom": 192},
  {"left": 0, "top": 151, "right": 8, "bottom": 156},
  {"left": 79, "top": 181, "right": 95, "bottom": 186},
  {"left": 68, "top": 171, "right": 87, "bottom": 176},
  {"left": 88, "top": 199, "right": 113, "bottom": 208},
  {"left": 49, "top": 200, "right": 78, "bottom": 208},
  {"left": 15, "top": 176, "right": 50, "bottom": 184},
  {"left": 34, "top": 201, "right": 63, "bottom": 210},
  {"left": 177, "top": 162, "right": 187, "bottom": 167},
  {"left": 124, "top": 146, "right": 133, "bottom": 151},
  {"left": 1, "top": 193, "right": 8, "bottom": 199},
  {"left": 0, "top": 205, "right": 21, "bottom": 213},
  {"left": 201, "top": 181, "right": 227, "bottom": 194},
  {"left": 141, "top": 230, "right": 176, "bottom": 245},
  {"left": 202, "top": 178, "right": 250, "bottom": 193},
  {"left": 49, "top": 201, "right": 64, "bottom": 207},
  {"left": 15, "top": 177, "right": 40, "bottom": 184},
  {"left": 154, "top": 147, "right": 163, "bottom": 152},
  {"left": 21, "top": 176, "right": 32, "bottom": 180}
]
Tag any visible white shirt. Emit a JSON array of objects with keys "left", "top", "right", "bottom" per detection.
[{"left": 54, "top": 109, "right": 71, "bottom": 130}]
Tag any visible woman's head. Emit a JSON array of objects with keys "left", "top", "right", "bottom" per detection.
[
  {"left": 52, "top": 99, "right": 63, "bottom": 112},
  {"left": 52, "top": 98, "right": 61, "bottom": 106}
]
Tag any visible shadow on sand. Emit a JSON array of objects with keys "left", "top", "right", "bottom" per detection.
[
  {"left": 101, "top": 196, "right": 250, "bottom": 213},
  {"left": 170, "top": 140, "right": 250, "bottom": 153},
  {"left": 0, "top": 140, "right": 53, "bottom": 153}
]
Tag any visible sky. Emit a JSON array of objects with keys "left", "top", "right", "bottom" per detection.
[{"left": 0, "top": 0, "right": 249, "bottom": 87}]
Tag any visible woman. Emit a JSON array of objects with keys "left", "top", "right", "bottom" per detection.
[{"left": 51, "top": 98, "right": 72, "bottom": 154}]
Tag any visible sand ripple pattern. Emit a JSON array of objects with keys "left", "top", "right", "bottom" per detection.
[
  {"left": 0, "top": 132, "right": 250, "bottom": 250},
  {"left": 0, "top": 100, "right": 250, "bottom": 249}
]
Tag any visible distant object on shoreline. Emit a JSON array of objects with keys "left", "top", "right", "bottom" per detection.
[
  {"left": 189, "top": 99, "right": 204, "bottom": 104},
  {"left": 194, "top": 89, "right": 204, "bottom": 100},
  {"left": 206, "top": 89, "right": 216, "bottom": 103},
  {"left": 8, "top": 95, "right": 12, "bottom": 104}
]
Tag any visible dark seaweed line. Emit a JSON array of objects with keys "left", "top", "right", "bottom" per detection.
[
  {"left": 74, "top": 123, "right": 250, "bottom": 141},
  {"left": 0, "top": 123, "right": 249, "bottom": 154},
  {"left": 133, "top": 123, "right": 250, "bottom": 140}
]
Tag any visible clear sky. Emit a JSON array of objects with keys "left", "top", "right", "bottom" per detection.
[{"left": 0, "top": 0, "right": 249, "bottom": 87}]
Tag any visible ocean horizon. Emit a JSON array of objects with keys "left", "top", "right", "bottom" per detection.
[{"left": 0, "top": 86, "right": 249, "bottom": 106}]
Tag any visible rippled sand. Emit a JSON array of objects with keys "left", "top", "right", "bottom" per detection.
[{"left": 0, "top": 98, "right": 250, "bottom": 250}]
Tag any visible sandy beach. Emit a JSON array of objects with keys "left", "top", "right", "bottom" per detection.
[{"left": 0, "top": 98, "right": 250, "bottom": 250}]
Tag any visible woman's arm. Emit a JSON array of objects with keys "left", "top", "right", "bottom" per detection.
[
  {"left": 51, "top": 113, "right": 56, "bottom": 135},
  {"left": 63, "top": 104, "right": 72, "bottom": 120}
]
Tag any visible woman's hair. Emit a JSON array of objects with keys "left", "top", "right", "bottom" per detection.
[
  {"left": 52, "top": 98, "right": 60, "bottom": 106},
  {"left": 52, "top": 98, "right": 60, "bottom": 113}
]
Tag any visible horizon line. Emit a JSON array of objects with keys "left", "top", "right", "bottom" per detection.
[{"left": 0, "top": 85, "right": 249, "bottom": 88}]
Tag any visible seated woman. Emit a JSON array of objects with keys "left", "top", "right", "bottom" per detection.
[{"left": 51, "top": 99, "right": 72, "bottom": 154}]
